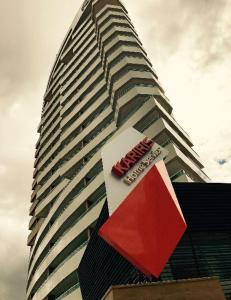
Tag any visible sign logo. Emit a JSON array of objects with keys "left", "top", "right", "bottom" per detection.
[
  {"left": 112, "top": 137, "right": 154, "bottom": 177},
  {"left": 111, "top": 137, "right": 163, "bottom": 185}
]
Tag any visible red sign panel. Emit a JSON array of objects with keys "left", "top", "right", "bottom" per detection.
[{"left": 99, "top": 128, "right": 187, "bottom": 277}]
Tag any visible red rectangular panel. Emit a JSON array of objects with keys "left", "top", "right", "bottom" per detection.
[{"left": 99, "top": 163, "right": 187, "bottom": 277}]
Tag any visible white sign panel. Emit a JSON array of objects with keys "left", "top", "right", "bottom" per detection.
[{"left": 101, "top": 127, "right": 169, "bottom": 216}]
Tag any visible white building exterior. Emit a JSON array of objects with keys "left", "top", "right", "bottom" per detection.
[{"left": 27, "top": 1, "right": 209, "bottom": 299}]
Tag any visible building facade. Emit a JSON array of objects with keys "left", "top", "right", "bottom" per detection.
[
  {"left": 27, "top": 0, "right": 209, "bottom": 299},
  {"left": 101, "top": 279, "right": 226, "bottom": 300}
]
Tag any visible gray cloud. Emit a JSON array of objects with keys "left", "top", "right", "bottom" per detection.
[
  {"left": 0, "top": 1, "right": 80, "bottom": 299},
  {"left": 188, "top": 0, "right": 231, "bottom": 68},
  {"left": 127, "top": 0, "right": 231, "bottom": 69},
  {"left": 0, "top": 229, "right": 27, "bottom": 300},
  {"left": 0, "top": 2, "right": 29, "bottom": 111},
  {"left": 0, "top": 0, "right": 79, "bottom": 113},
  {"left": 0, "top": 155, "right": 31, "bottom": 299}
]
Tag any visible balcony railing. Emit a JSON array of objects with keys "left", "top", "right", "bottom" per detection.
[
  {"left": 161, "top": 139, "right": 172, "bottom": 148},
  {"left": 35, "top": 241, "right": 87, "bottom": 296},
  {"left": 170, "top": 170, "right": 186, "bottom": 181},
  {"left": 28, "top": 190, "right": 106, "bottom": 288},
  {"left": 56, "top": 283, "right": 80, "bottom": 300}
]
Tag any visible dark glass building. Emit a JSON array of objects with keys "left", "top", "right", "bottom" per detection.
[{"left": 79, "top": 183, "right": 231, "bottom": 300}]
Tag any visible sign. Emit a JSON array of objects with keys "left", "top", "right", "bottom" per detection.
[
  {"left": 99, "top": 127, "right": 187, "bottom": 277},
  {"left": 101, "top": 127, "right": 168, "bottom": 216}
]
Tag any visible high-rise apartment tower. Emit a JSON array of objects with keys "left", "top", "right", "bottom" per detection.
[{"left": 27, "top": 0, "right": 209, "bottom": 299}]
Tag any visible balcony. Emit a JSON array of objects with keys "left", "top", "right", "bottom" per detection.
[
  {"left": 31, "top": 185, "right": 41, "bottom": 202},
  {"left": 29, "top": 170, "right": 104, "bottom": 277},
  {"left": 37, "top": 120, "right": 43, "bottom": 134},
  {"left": 27, "top": 219, "right": 44, "bottom": 247},
  {"left": 27, "top": 200, "right": 104, "bottom": 297},
  {"left": 37, "top": 129, "right": 61, "bottom": 163},
  {"left": 29, "top": 244, "right": 86, "bottom": 300},
  {"left": 144, "top": 118, "right": 203, "bottom": 169},
  {"left": 56, "top": 284, "right": 82, "bottom": 300},
  {"left": 114, "top": 85, "right": 162, "bottom": 125},
  {"left": 29, "top": 216, "right": 37, "bottom": 230},
  {"left": 30, "top": 198, "right": 40, "bottom": 216},
  {"left": 170, "top": 170, "right": 193, "bottom": 183},
  {"left": 164, "top": 142, "right": 210, "bottom": 183},
  {"left": 35, "top": 178, "right": 70, "bottom": 219}
]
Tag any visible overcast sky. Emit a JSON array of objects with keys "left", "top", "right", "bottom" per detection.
[{"left": 0, "top": 0, "right": 230, "bottom": 299}]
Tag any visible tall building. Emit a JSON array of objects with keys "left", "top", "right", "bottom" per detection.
[{"left": 27, "top": 0, "right": 209, "bottom": 299}]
